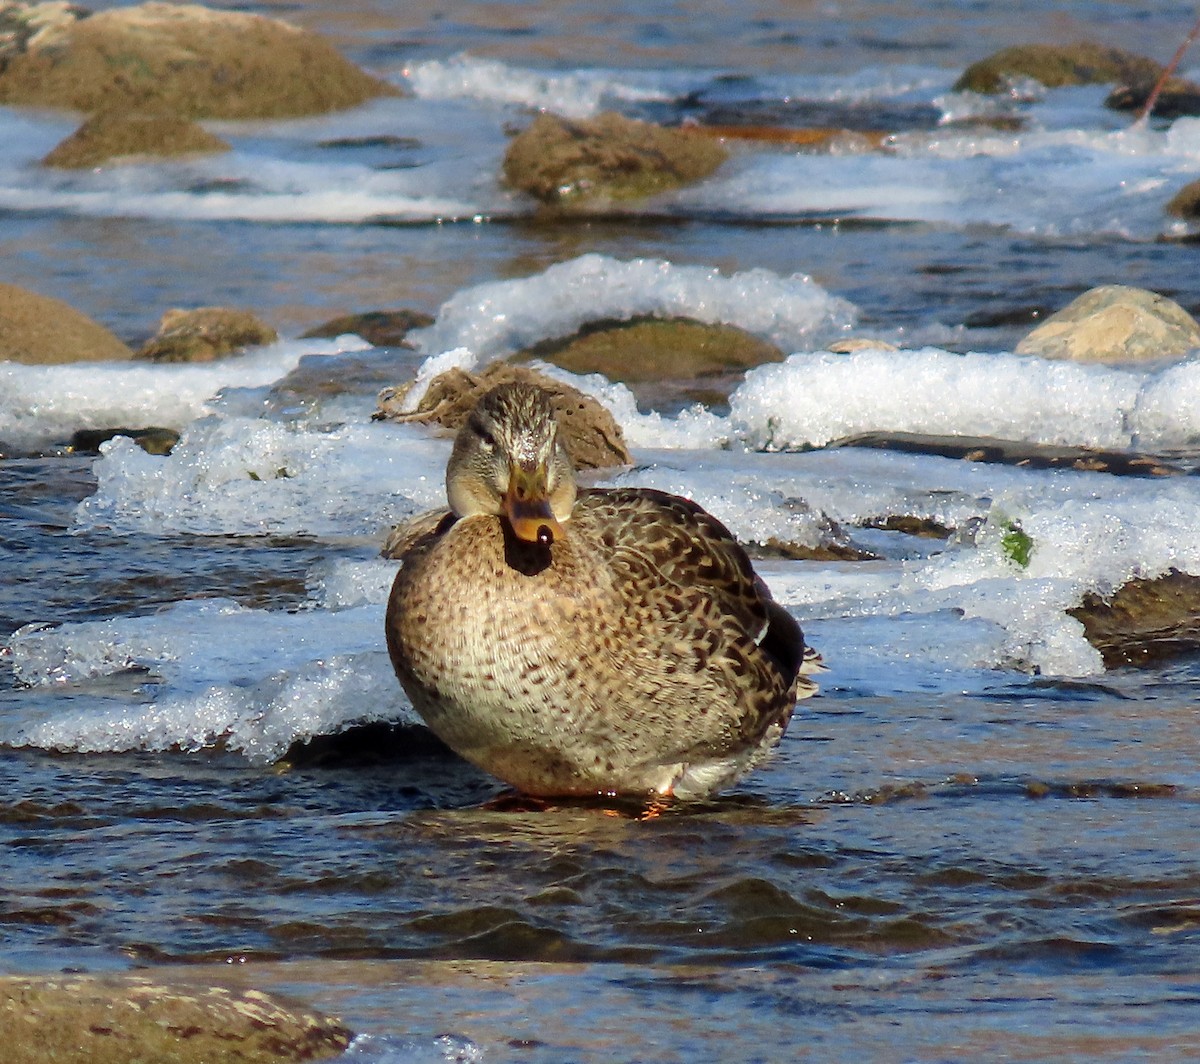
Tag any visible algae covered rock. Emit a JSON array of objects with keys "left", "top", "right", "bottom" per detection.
[
  {"left": 42, "top": 110, "right": 230, "bottom": 168},
  {"left": 502, "top": 111, "right": 728, "bottom": 205},
  {"left": 514, "top": 316, "right": 785, "bottom": 382},
  {"left": 136, "top": 306, "right": 277, "bottom": 362},
  {"left": 1069, "top": 570, "right": 1200, "bottom": 668},
  {"left": 1014, "top": 284, "right": 1200, "bottom": 363},
  {"left": 954, "top": 42, "right": 1162, "bottom": 94},
  {"left": 376, "top": 362, "right": 631, "bottom": 471},
  {"left": 0, "top": 282, "right": 133, "bottom": 363},
  {"left": 0, "top": 1, "right": 399, "bottom": 118},
  {"left": 0, "top": 972, "right": 351, "bottom": 1064}
]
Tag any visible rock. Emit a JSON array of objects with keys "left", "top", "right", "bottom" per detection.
[
  {"left": 831, "top": 430, "right": 1186, "bottom": 477},
  {"left": 690, "top": 124, "right": 891, "bottom": 151},
  {"left": 300, "top": 309, "right": 434, "bottom": 347},
  {"left": 1166, "top": 180, "right": 1200, "bottom": 219},
  {"left": 70, "top": 425, "right": 180, "bottom": 454},
  {"left": 1014, "top": 285, "right": 1200, "bottom": 363},
  {"left": 502, "top": 111, "right": 728, "bottom": 206},
  {"left": 0, "top": 972, "right": 351, "bottom": 1064},
  {"left": 0, "top": 282, "right": 133, "bottom": 363},
  {"left": 0, "top": 2, "right": 399, "bottom": 119},
  {"left": 0, "top": 1, "right": 86, "bottom": 62},
  {"left": 514, "top": 316, "right": 784, "bottom": 382},
  {"left": 42, "top": 109, "right": 230, "bottom": 168},
  {"left": 375, "top": 362, "right": 631, "bottom": 471},
  {"left": 826, "top": 337, "right": 899, "bottom": 354},
  {"left": 1069, "top": 569, "right": 1200, "bottom": 668},
  {"left": 136, "top": 306, "right": 277, "bottom": 362},
  {"left": 954, "top": 42, "right": 1163, "bottom": 95},
  {"left": 1106, "top": 77, "right": 1200, "bottom": 118}
]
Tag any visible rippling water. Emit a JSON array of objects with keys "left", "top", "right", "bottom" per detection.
[{"left": 5, "top": 1, "right": 1200, "bottom": 1060}]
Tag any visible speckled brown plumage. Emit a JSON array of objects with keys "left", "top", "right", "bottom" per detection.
[{"left": 385, "top": 381, "right": 819, "bottom": 799}]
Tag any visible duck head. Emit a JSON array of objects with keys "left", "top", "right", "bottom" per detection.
[{"left": 446, "top": 381, "right": 577, "bottom": 546}]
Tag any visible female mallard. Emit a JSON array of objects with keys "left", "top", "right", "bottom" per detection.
[{"left": 385, "top": 380, "right": 820, "bottom": 799}]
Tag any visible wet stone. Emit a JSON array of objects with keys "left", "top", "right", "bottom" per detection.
[
  {"left": 41, "top": 110, "right": 230, "bottom": 169},
  {"left": 502, "top": 111, "right": 728, "bottom": 206},
  {"left": 514, "top": 315, "right": 785, "bottom": 383},
  {"left": 136, "top": 306, "right": 278, "bottom": 362},
  {"left": 0, "top": 281, "right": 133, "bottom": 364},
  {"left": 375, "top": 362, "right": 632, "bottom": 471},
  {"left": 0, "top": 972, "right": 352, "bottom": 1064},
  {"left": 300, "top": 309, "right": 434, "bottom": 347},
  {"left": 0, "top": 1, "right": 400, "bottom": 119},
  {"left": 1015, "top": 284, "right": 1200, "bottom": 364},
  {"left": 954, "top": 42, "right": 1163, "bottom": 95},
  {"left": 1069, "top": 568, "right": 1200, "bottom": 668}
]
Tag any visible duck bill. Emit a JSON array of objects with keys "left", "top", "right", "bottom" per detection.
[{"left": 503, "top": 465, "right": 563, "bottom": 545}]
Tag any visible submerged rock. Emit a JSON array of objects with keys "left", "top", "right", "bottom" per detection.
[
  {"left": 136, "top": 306, "right": 277, "bottom": 362},
  {"left": 502, "top": 111, "right": 728, "bottom": 206},
  {"left": 514, "top": 316, "right": 785, "bottom": 382},
  {"left": 0, "top": 1, "right": 399, "bottom": 118},
  {"left": 954, "top": 42, "right": 1163, "bottom": 95},
  {"left": 1069, "top": 569, "right": 1200, "bottom": 668},
  {"left": 301, "top": 309, "right": 434, "bottom": 347},
  {"left": 0, "top": 282, "right": 132, "bottom": 363},
  {"left": 42, "top": 110, "right": 230, "bottom": 168},
  {"left": 1014, "top": 284, "right": 1200, "bottom": 363},
  {"left": 1, "top": 972, "right": 352, "bottom": 1064},
  {"left": 375, "top": 362, "right": 631, "bottom": 471}
]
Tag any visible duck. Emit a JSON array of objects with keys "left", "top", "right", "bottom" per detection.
[{"left": 385, "top": 379, "right": 821, "bottom": 800}]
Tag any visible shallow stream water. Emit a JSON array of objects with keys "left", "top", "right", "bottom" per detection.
[{"left": 4, "top": 2, "right": 1200, "bottom": 1060}]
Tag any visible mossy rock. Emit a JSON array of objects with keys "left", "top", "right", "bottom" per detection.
[
  {"left": 0, "top": 1, "right": 400, "bottom": 118},
  {"left": 514, "top": 316, "right": 785, "bottom": 383},
  {"left": 375, "top": 362, "right": 631, "bottom": 471},
  {"left": 42, "top": 110, "right": 230, "bottom": 168},
  {"left": 954, "top": 42, "right": 1163, "bottom": 94},
  {"left": 1166, "top": 179, "right": 1200, "bottom": 219},
  {"left": 136, "top": 306, "right": 277, "bottom": 362},
  {"left": 0, "top": 972, "right": 351, "bottom": 1064},
  {"left": 0, "top": 282, "right": 133, "bottom": 363},
  {"left": 301, "top": 309, "right": 434, "bottom": 347},
  {"left": 1069, "top": 570, "right": 1200, "bottom": 668},
  {"left": 502, "top": 111, "right": 728, "bottom": 206},
  {"left": 1014, "top": 284, "right": 1200, "bottom": 363}
]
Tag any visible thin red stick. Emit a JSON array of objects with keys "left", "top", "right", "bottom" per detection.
[{"left": 1135, "top": 10, "right": 1200, "bottom": 125}]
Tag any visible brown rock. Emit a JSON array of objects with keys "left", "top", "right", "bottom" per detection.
[
  {"left": 1106, "top": 77, "right": 1200, "bottom": 118},
  {"left": 300, "top": 309, "right": 434, "bottom": 347},
  {"left": 0, "top": 972, "right": 351, "bottom": 1064},
  {"left": 42, "top": 109, "right": 230, "bottom": 168},
  {"left": 515, "top": 316, "right": 784, "bottom": 383},
  {"left": 375, "top": 362, "right": 631, "bottom": 471},
  {"left": 0, "top": 282, "right": 133, "bottom": 363},
  {"left": 1069, "top": 569, "right": 1200, "bottom": 668},
  {"left": 1165, "top": 179, "right": 1200, "bottom": 219},
  {"left": 0, "top": 2, "right": 88, "bottom": 63},
  {"left": 0, "top": 2, "right": 400, "bottom": 119},
  {"left": 502, "top": 111, "right": 728, "bottom": 205},
  {"left": 136, "top": 306, "right": 277, "bottom": 362},
  {"left": 1014, "top": 284, "right": 1200, "bottom": 363},
  {"left": 954, "top": 42, "right": 1163, "bottom": 95}
]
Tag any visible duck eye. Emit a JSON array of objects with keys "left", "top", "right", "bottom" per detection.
[{"left": 476, "top": 428, "right": 497, "bottom": 453}]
